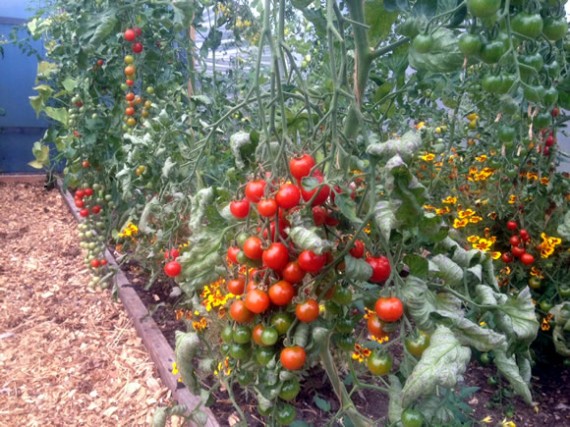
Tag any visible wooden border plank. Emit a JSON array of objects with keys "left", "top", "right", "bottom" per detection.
[
  {"left": 57, "top": 179, "right": 220, "bottom": 426},
  {"left": 0, "top": 174, "right": 46, "bottom": 184}
]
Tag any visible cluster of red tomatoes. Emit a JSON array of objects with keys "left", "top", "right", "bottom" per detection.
[
  {"left": 220, "top": 153, "right": 401, "bottom": 376},
  {"left": 163, "top": 248, "right": 182, "bottom": 278},
  {"left": 74, "top": 186, "right": 103, "bottom": 218},
  {"left": 501, "top": 220, "right": 535, "bottom": 266},
  {"left": 122, "top": 28, "right": 152, "bottom": 128}
]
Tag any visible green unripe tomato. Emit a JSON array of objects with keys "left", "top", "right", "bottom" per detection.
[
  {"left": 466, "top": 0, "right": 501, "bottom": 18},
  {"left": 366, "top": 351, "right": 393, "bottom": 375},
  {"left": 404, "top": 331, "right": 431, "bottom": 358},
  {"left": 512, "top": 12, "right": 544, "bottom": 39},
  {"left": 401, "top": 408, "right": 425, "bottom": 427},
  {"left": 498, "top": 125, "right": 516, "bottom": 143},
  {"left": 233, "top": 325, "right": 252, "bottom": 344},
  {"left": 543, "top": 87, "right": 559, "bottom": 107},
  {"left": 458, "top": 33, "right": 482, "bottom": 56},
  {"left": 479, "top": 40, "right": 506, "bottom": 64},
  {"left": 279, "top": 378, "right": 301, "bottom": 401},
  {"left": 523, "top": 84, "right": 545, "bottom": 104},
  {"left": 543, "top": 18, "right": 568, "bottom": 41},
  {"left": 255, "top": 347, "right": 275, "bottom": 365},
  {"left": 412, "top": 34, "right": 434, "bottom": 54},
  {"left": 275, "top": 403, "right": 296, "bottom": 425}
]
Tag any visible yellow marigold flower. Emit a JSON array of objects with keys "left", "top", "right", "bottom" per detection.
[
  {"left": 214, "top": 357, "right": 232, "bottom": 377},
  {"left": 351, "top": 344, "right": 372, "bottom": 362},
  {"left": 508, "top": 195, "right": 517, "bottom": 204},
  {"left": 469, "top": 215, "right": 483, "bottom": 224},
  {"left": 423, "top": 204, "right": 437, "bottom": 211},
  {"left": 435, "top": 206, "right": 451, "bottom": 215},
  {"left": 541, "top": 317, "right": 551, "bottom": 331},
  {"left": 473, "top": 238, "right": 492, "bottom": 252},
  {"left": 491, "top": 251, "right": 502, "bottom": 260},
  {"left": 479, "top": 321, "right": 487, "bottom": 327},
  {"left": 416, "top": 121, "right": 426, "bottom": 130},
  {"left": 453, "top": 218, "right": 469, "bottom": 229},
  {"left": 467, "top": 235, "right": 480, "bottom": 243},
  {"left": 370, "top": 334, "right": 390, "bottom": 344},
  {"left": 171, "top": 362, "right": 179, "bottom": 375},
  {"left": 540, "top": 177, "right": 550, "bottom": 185},
  {"left": 500, "top": 266, "right": 512, "bottom": 276},
  {"left": 442, "top": 196, "right": 458, "bottom": 205},
  {"left": 501, "top": 419, "right": 516, "bottom": 427},
  {"left": 363, "top": 223, "right": 372, "bottom": 234},
  {"left": 475, "top": 154, "right": 488, "bottom": 162},
  {"left": 480, "top": 415, "right": 493, "bottom": 424},
  {"left": 419, "top": 153, "right": 436, "bottom": 162},
  {"left": 458, "top": 209, "right": 476, "bottom": 219},
  {"left": 192, "top": 317, "right": 208, "bottom": 332},
  {"left": 434, "top": 161, "right": 444, "bottom": 168},
  {"left": 526, "top": 172, "right": 538, "bottom": 181}
]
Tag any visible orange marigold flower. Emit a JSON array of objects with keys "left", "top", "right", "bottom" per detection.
[
  {"left": 508, "top": 195, "right": 517, "bottom": 204},
  {"left": 435, "top": 206, "right": 452, "bottom": 215},
  {"left": 352, "top": 344, "right": 372, "bottom": 362},
  {"left": 442, "top": 196, "right": 458, "bottom": 205},
  {"left": 469, "top": 215, "right": 484, "bottom": 224},
  {"left": 453, "top": 218, "right": 469, "bottom": 229},
  {"left": 458, "top": 209, "right": 476, "bottom": 219},
  {"left": 419, "top": 153, "right": 436, "bottom": 162}
]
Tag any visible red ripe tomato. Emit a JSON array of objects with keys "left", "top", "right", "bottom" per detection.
[
  {"left": 227, "top": 277, "right": 246, "bottom": 295},
  {"left": 367, "top": 314, "right": 388, "bottom": 339},
  {"left": 519, "top": 229, "right": 530, "bottom": 242},
  {"left": 164, "top": 248, "right": 180, "bottom": 260},
  {"left": 90, "top": 259, "right": 101, "bottom": 268},
  {"left": 126, "top": 92, "right": 135, "bottom": 102},
  {"left": 100, "top": 259, "right": 108, "bottom": 266},
  {"left": 84, "top": 188, "right": 94, "bottom": 197},
  {"left": 82, "top": 160, "right": 90, "bottom": 168},
  {"left": 252, "top": 324, "right": 265, "bottom": 345},
  {"left": 300, "top": 173, "right": 330, "bottom": 206},
  {"left": 133, "top": 26, "right": 142, "bottom": 37},
  {"left": 96, "top": 59, "right": 104, "bottom": 67},
  {"left": 312, "top": 206, "right": 327, "bottom": 226},
  {"left": 506, "top": 220, "right": 518, "bottom": 231},
  {"left": 275, "top": 183, "right": 301, "bottom": 210},
  {"left": 230, "top": 300, "right": 254, "bottom": 323},
  {"left": 132, "top": 42, "right": 143, "bottom": 54},
  {"left": 269, "top": 280, "right": 295, "bottom": 306},
  {"left": 243, "top": 236, "right": 264, "bottom": 260},
  {"left": 545, "top": 135, "right": 556, "bottom": 147},
  {"left": 230, "top": 199, "right": 250, "bottom": 219},
  {"left": 295, "top": 299, "right": 319, "bottom": 323},
  {"left": 349, "top": 240, "right": 365, "bottom": 258},
  {"left": 501, "top": 252, "right": 513, "bottom": 263},
  {"left": 520, "top": 253, "right": 535, "bottom": 266},
  {"left": 375, "top": 297, "right": 404, "bottom": 323},
  {"left": 264, "top": 217, "right": 290, "bottom": 241},
  {"left": 164, "top": 260, "right": 182, "bottom": 277},
  {"left": 298, "top": 250, "right": 327, "bottom": 273},
  {"left": 509, "top": 235, "right": 521, "bottom": 246},
  {"left": 289, "top": 154, "right": 316, "bottom": 180},
  {"left": 257, "top": 198, "right": 278, "bottom": 217},
  {"left": 75, "top": 189, "right": 85, "bottom": 199},
  {"left": 511, "top": 246, "right": 526, "bottom": 258},
  {"left": 245, "top": 179, "right": 266, "bottom": 203},
  {"left": 366, "top": 256, "right": 391, "bottom": 284},
  {"left": 126, "top": 79, "right": 135, "bottom": 86},
  {"left": 282, "top": 261, "right": 306, "bottom": 284},
  {"left": 75, "top": 198, "right": 84, "bottom": 209},
  {"left": 551, "top": 107, "right": 560, "bottom": 117},
  {"left": 245, "top": 289, "right": 271, "bottom": 313},
  {"left": 227, "top": 246, "right": 240, "bottom": 264},
  {"left": 280, "top": 346, "right": 306, "bottom": 370},
  {"left": 91, "top": 205, "right": 102, "bottom": 215},
  {"left": 262, "top": 242, "right": 289, "bottom": 271},
  {"left": 79, "top": 209, "right": 90, "bottom": 218},
  {"left": 124, "top": 28, "right": 136, "bottom": 42}
]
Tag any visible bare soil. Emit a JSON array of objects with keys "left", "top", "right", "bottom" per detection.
[{"left": 0, "top": 181, "right": 174, "bottom": 426}]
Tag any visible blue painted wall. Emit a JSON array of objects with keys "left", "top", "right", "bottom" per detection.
[{"left": 0, "top": 0, "right": 48, "bottom": 173}]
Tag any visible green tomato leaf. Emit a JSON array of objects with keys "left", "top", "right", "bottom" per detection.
[
  {"left": 403, "top": 254, "right": 429, "bottom": 278},
  {"left": 387, "top": 375, "right": 403, "bottom": 423},
  {"left": 335, "top": 192, "right": 362, "bottom": 225},
  {"left": 174, "top": 331, "right": 200, "bottom": 393},
  {"left": 551, "top": 303, "right": 570, "bottom": 357},
  {"left": 365, "top": 0, "right": 398, "bottom": 45},
  {"left": 493, "top": 349, "right": 533, "bottom": 404},
  {"left": 409, "top": 28, "right": 463, "bottom": 73},
  {"left": 401, "top": 326, "right": 471, "bottom": 408},
  {"left": 366, "top": 130, "right": 422, "bottom": 162},
  {"left": 431, "top": 310, "right": 507, "bottom": 352},
  {"left": 344, "top": 255, "right": 373, "bottom": 282},
  {"left": 557, "top": 211, "right": 570, "bottom": 239},
  {"left": 90, "top": 14, "right": 118, "bottom": 45},
  {"left": 495, "top": 287, "right": 539, "bottom": 347},
  {"left": 44, "top": 106, "right": 69, "bottom": 124},
  {"left": 374, "top": 200, "right": 400, "bottom": 242},
  {"left": 430, "top": 254, "right": 463, "bottom": 287},
  {"left": 178, "top": 231, "right": 224, "bottom": 294},
  {"left": 288, "top": 226, "right": 333, "bottom": 254}
]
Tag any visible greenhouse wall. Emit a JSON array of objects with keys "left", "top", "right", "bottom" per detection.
[{"left": 0, "top": 0, "right": 48, "bottom": 174}]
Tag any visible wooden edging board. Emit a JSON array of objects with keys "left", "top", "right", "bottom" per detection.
[
  {"left": 0, "top": 174, "right": 46, "bottom": 184},
  {"left": 57, "top": 179, "right": 220, "bottom": 427}
]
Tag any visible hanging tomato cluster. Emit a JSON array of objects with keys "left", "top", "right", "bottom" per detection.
[
  {"left": 205, "top": 152, "right": 409, "bottom": 422},
  {"left": 501, "top": 220, "right": 535, "bottom": 266},
  {"left": 74, "top": 182, "right": 113, "bottom": 289}
]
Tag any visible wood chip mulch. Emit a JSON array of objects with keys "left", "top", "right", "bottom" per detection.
[{"left": 0, "top": 181, "right": 179, "bottom": 426}]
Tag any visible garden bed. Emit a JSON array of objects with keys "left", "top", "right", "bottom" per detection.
[{"left": 2, "top": 178, "right": 569, "bottom": 426}]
